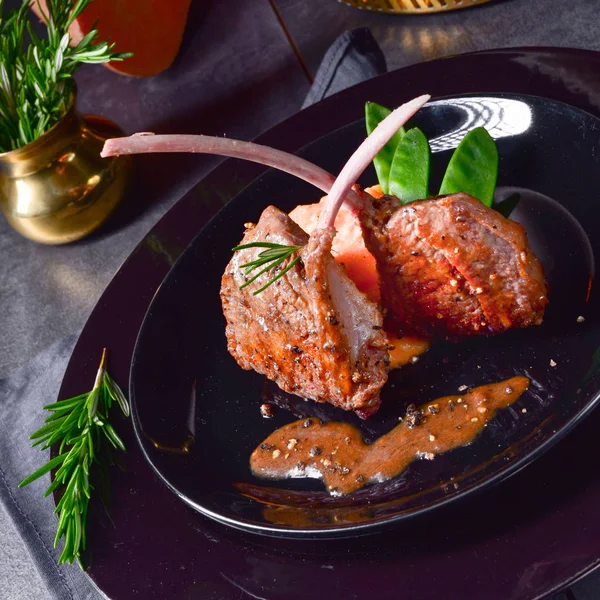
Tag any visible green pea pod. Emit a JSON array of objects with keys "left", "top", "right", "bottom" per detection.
[
  {"left": 389, "top": 127, "right": 430, "bottom": 204},
  {"left": 365, "top": 102, "right": 406, "bottom": 194},
  {"left": 439, "top": 127, "right": 498, "bottom": 207}
]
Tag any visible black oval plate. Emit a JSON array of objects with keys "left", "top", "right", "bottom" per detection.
[{"left": 130, "top": 93, "right": 600, "bottom": 538}]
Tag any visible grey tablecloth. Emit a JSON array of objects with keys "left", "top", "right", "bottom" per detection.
[{"left": 0, "top": 28, "right": 385, "bottom": 600}]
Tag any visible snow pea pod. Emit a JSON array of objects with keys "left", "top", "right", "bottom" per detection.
[
  {"left": 389, "top": 127, "right": 430, "bottom": 204},
  {"left": 439, "top": 127, "right": 498, "bottom": 207},
  {"left": 365, "top": 102, "right": 405, "bottom": 194}
]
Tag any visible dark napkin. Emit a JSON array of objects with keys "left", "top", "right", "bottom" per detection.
[
  {"left": 302, "top": 27, "right": 386, "bottom": 109},
  {"left": 0, "top": 28, "right": 385, "bottom": 600}
]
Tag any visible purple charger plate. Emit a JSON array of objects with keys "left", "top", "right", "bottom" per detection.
[{"left": 59, "top": 48, "right": 600, "bottom": 600}]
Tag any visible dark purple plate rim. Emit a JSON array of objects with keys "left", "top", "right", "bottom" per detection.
[{"left": 56, "top": 47, "right": 600, "bottom": 600}]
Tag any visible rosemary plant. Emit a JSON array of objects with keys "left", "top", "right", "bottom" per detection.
[
  {"left": 0, "top": 0, "right": 131, "bottom": 153},
  {"left": 233, "top": 242, "right": 303, "bottom": 294},
  {"left": 19, "top": 349, "right": 129, "bottom": 567}
]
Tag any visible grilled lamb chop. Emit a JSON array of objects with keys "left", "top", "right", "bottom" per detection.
[
  {"left": 103, "top": 102, "right": 548, "bottom": 415},
  {"left": 220, "top": 206, "right": 389, "bottom": 412},
  {"left": 360, "top": 191, "right": 548, "bottom": 338},
  {"left": 218, "top": 96, "right": 430, "bottom": 413}
]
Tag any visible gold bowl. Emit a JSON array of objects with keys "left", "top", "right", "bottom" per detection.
[
  {"left": 0, "top": 95, "right": 131, "bottom": 245},
  {"left": 341, "top": 0, "right": 492, "bottom": 13}
]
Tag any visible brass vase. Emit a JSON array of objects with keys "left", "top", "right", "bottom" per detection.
[{"left": 0, "top": 95, "right": 131, "bottom": 244}]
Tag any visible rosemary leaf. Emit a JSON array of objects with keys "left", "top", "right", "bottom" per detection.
[
  {"left": 239, "top": 255, "right": 289, "bottom": 290},
  {"left": 43, "top": 393, "right": 87, "bottom": 410},
  {"left": 18, "top": 452, "right": 69, "bottom": 488},
  {"left": 253, "top": 256, "right": 301, "bottom": 295},
  {"left": 232, "top": 242, "right": 303, "bottom": 294}
]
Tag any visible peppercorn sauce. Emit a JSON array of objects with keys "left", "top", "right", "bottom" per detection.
[{"left": 250, "top": 376, "right": 529, "bottom": 495}]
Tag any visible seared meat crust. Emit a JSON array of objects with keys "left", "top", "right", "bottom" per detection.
[
  {"left": 360, "top": 192, "right": 548, "bottom": 338},
  {"left": 221, "top": 206, "right": 389, "bottom": 412}
]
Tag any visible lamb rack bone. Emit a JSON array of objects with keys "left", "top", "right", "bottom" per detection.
[
  {"left": 316, "top": 94, "right": 431, "bottom": 232},
  {"left": 101, "top": 133, "right": 364, "bottom": 214},
  {"left": 303, "top": 94, "right": 431, "bottom": 288}
]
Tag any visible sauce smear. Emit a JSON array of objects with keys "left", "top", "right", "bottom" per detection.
[
  {"left": 387, "top": 334, "right": 429, "bottom": 369},
  {"left": 250, "top": 376, "right": 529, "bottom": 495}
]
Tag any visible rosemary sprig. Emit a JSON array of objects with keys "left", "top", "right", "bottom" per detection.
[
  {"left": 233, "top": 242, "right": 303, "bottom": 295},
  {"left": 0, "top": 0, "right": 131, "bottom": 152},
  {"left": 19, "top": 349, "right": 129, "bottom": 568}
]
